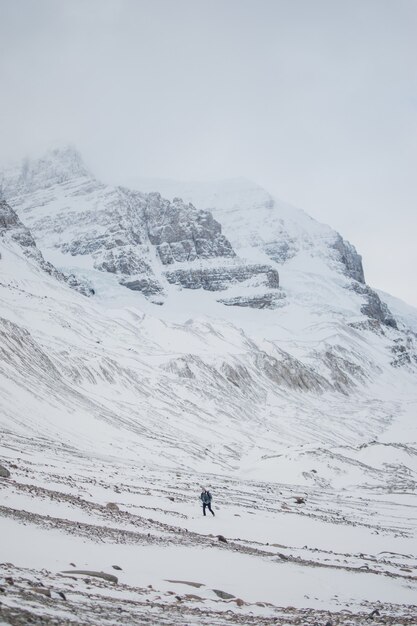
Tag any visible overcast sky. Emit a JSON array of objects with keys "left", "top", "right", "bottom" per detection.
[{"left": 1, "top": 0, "right": 416, "bottom": 306}]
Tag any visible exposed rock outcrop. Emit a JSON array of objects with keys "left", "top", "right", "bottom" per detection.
[
  {"left": 0, "top": 200, "right": 94, "bottom": 297},
  {"left": 332, "top": 234, "right": 365, "bottom": 283},
  {"left": 252, "top": 350, "right": 333, "bottom": 393},
  {"left": 320, "top": 344, "right": 374, "bottom": 393},
  {"left": 120, "top": 276, "right": 164, "bottom": 297},
  {"left": 352, "top": 283, "right": 397, "bottom": 329},
  {"left": 145, "top": 194, "right": 235, "bottom": 264},
  {"left": 391, "top": 332, "right": 417, "bottom": 367},
  {"left": 218, "top": 292, "right": 285, "bottom": 309},
  {"left": 164, "top": 264, "right": 279, "bottom": 292},
  {"left": 263, "top": 239, "right": 296, "bottom": 264}
]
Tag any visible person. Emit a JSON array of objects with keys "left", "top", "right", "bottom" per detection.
[{"left": 200, "top": 487, "right": 215, "bottom": 516}]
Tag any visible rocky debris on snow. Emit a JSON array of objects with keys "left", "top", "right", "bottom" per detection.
[
  {"left": 253, "top": 350, "right": 333, "bottom": 393},
  {"left": 217, "top": 534, "right": 228, "bottom": 543},
  {"left": 60, "top": 570, "right": 118, "bottom": 583},
  {"left": 212, "top": 589, "right": 235, "bottom": 600},
  {"left": 0, "top": 464, "right": 10, "bottom": 478},
  {"left": 63, "top": 272, "right": 95, "bottom": 297},
  {"left": 391, "top": 333, "right": 417, "bottom": 367},
  {"left": 320, "top": 345, "right": 368, "bottom": 392}
]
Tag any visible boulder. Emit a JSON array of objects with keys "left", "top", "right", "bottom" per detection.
[
  {"left": 295, "top": 496, "right": 306, "bottom": 504},
  {"left": 60, "top": 570, "right": 118, "bottom": 583},
  {"left": 184, "top": 593, "right": 203, "bottom": 601},
  {"left": 166, "top": 580, "right": 204, "bottom": 588},
  {"left": 0, "top": 464, "right": 10, "bottom": 478},
  {"left": 31, "top": 587, "right": 51, "bottom": 598},
  {"left": 212, "top": 589, "right": 235, "bottom": 600}
]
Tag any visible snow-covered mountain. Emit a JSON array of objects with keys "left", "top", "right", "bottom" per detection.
[{"left": 1, "top": 147, "right": 417, "bottom": 624}]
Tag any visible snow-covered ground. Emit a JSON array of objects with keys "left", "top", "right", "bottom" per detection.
[{"left": 1, "top": 433, "right": 417, "bottom": 624}]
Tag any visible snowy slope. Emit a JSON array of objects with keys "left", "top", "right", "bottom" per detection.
[
  {"left": 3, "top": 210, "right": 409, "bottom": 467},
  {"left": 1, "top": 149, "right": 417, "bottom": 624}
]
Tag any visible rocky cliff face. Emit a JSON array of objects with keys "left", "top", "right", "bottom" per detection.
[
  {"left": 0, "top": 149, "right": 401, "bottom": 330},
  {"left": 331, "top": 234, "right": 365, "bottom": 284},
  {"left": 165, "top": 264, "right": 279, "bottom": 292},
  {"left": 1, "top": 150, "right": 282, "bottom": 308},
  {"left": 129, "top": 176, "right": 398, "bottom": 330},
  {"left": 0, "top": 200, "right": 94, "bottom": 296},
  {"left": 351, "top": 282, "right": 398, "bottom": 329},
  {"left": 145, "top": 193, "right": 235, "bottom": 264}
]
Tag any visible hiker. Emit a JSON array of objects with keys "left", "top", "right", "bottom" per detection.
[{"left": 200, "top": 487, "right": 215, "bottom": 516}]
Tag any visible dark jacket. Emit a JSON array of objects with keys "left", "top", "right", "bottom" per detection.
[{"left": 200, "top": 490, "right": 212, "bottom": 504}]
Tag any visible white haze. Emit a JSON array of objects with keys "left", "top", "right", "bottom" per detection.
[{"left": 0, "top": 0, "right": 416, "bottom": 306}]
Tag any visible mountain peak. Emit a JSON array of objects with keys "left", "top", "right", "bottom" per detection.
[
  {"left": 41, "top": 144, "right": 88, "bottom": 171},
  {"left": 1, "top": 145, "right": 91, "bottom": 199}
]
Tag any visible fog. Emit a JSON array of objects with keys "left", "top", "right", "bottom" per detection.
[{"left": 1, "top": 0, "right": 416, "bottom": 305}]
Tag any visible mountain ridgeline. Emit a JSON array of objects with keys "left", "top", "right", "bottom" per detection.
[{"left": 0, "top": 147, "right": 396, "bottom": 326}]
